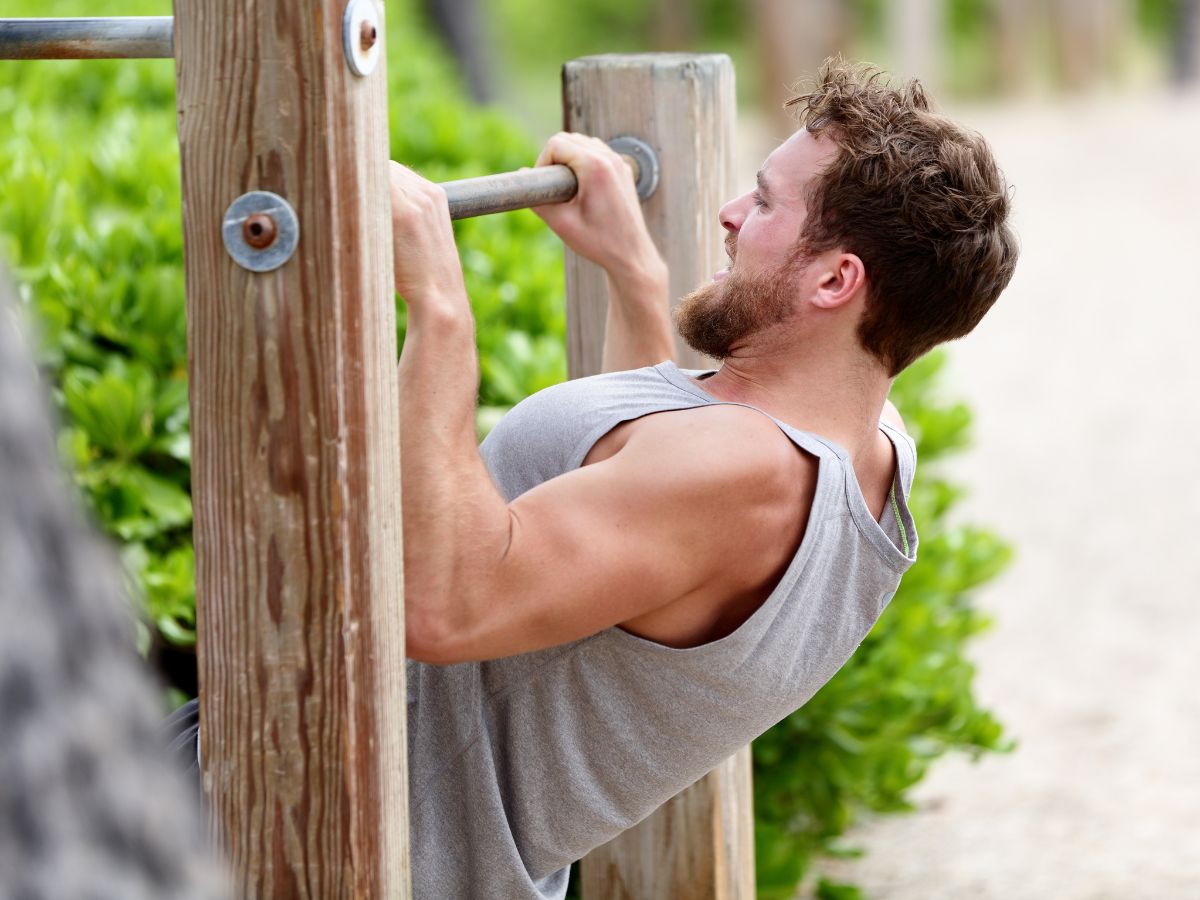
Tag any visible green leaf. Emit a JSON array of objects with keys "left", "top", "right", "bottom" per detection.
[{"left": 816, "top": 877, "right": 867, "bottom": 900}]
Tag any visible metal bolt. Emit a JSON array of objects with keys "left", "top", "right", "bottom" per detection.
[
  {"left": 224, "top": 192, "right": 299, "bottom": 272},
  {"left": 360, "top": 20, "right": 377, "bottom": 52},
  {"left": 242, "top": 214, "right": 277, "bottom": 250}
]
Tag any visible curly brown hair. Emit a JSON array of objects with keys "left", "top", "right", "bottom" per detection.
[{"left": 786, "top": 59, "right": 1018, "bottom": 375}]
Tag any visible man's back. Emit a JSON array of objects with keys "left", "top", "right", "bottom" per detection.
[{"left": 406, "top": 362, "right": 917, "bottom": 899}]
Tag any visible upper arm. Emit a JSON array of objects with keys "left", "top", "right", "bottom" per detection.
[{"left": 415, "top": 406, "right": 814, "bottom": 663}]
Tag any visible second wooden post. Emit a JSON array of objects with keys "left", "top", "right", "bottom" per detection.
[{"left": 563, "top": 53, "right": 755, "bottom": 900}]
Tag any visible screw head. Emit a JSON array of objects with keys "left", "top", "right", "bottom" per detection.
[
  {"left": 242, "top": 214, "right": 277, "bottom": 250},
  {"left": 360, "top": 20, "right": 377, "bottom": 52}
]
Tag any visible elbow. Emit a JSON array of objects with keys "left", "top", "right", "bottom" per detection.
[
  {"left": 405, "top": 605, "right": 463, "bottom": 665},
  {"left": 405, "top": 589, "right": 485, "bottom": 665}
]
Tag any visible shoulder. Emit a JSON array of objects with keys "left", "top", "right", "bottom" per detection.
[
  {"left": 613, "top": 403, "right": 818, "bottom": 535},
  {"left": 609, "top": 404, "right": 819, "bottom": 626},
  {"left": 878, "top": 399, "right": 917, "bottom": 494},
  {"left": 627, "top": 403, "right": 813, "bottom": 474}
]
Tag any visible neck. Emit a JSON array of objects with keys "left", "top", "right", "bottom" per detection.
[{"left": 691, "top": 329, "right": 893, "bottom": 459}]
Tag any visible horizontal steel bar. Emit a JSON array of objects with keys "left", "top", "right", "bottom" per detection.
[
  {"left": 0, "top": 17, "right": 173, "bottom": 60},
  {"left": 444, "top": 166, "right": 577, "bottom": 220},
  {"left": 444, "top": 154, "right": 642, "bottom": 221}
]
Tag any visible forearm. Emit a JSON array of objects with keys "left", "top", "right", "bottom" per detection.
[
  {"left": 397, "top": 302, "right": 510, "bottom": 654},
  {"left": 601, "top": 253, "right": 674, "bottom": 373},
  {"left": 530, "top": 133, "right": 675, "bottom": 372}
]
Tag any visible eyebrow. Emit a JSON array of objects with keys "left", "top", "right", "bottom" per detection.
[{"left": 755, "top": 170, "right": 772, "bottom": 200}]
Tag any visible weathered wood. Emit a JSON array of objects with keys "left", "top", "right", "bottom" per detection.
[
  {"left": 562, "top": 53, "right": 736, "bottom": 377},
  {"left": 563, "top": 54, "right": 755, "bottom": 900},
  {"left": 579, "top": 747, "right": 755, "bottom": 900},
  {"left": 174, "top": 1, "right": 409, "bottom": 897}
]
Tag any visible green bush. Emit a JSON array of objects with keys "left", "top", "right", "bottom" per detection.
[
  {"left": 0, "top": 0, "right": 566, "bottom": 652},
  {"left": 1, "top": 4, "right": 1008, "bottom": 896}
]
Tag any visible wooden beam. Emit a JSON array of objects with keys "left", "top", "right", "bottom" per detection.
[
  {"left": 174, "top": 1, "right": 409, "bottom": 896},
  {"left": 579, "top": 747, "right": 755, "bottom": 900},
  {"left": 562, "top": 53, "right": 736, "bottom": 377},
  {"left": 563, "top": 54, "right": 755, "bottom": 900}
]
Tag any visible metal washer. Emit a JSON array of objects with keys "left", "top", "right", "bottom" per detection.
[
  {"left": 608, "top": 135, "right": 660, "bottom": 202},
  {"left": 222, "top": 191, "right": 299, "bottom": 273},
  {"left": 342, "top": 0, "right": 382, "bottom": 77}
]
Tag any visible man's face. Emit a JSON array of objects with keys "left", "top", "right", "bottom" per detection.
[{"left": 676, "top": 129, "right": 838, "bottom": 358}]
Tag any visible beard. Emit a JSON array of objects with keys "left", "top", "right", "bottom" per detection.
[{"left": 674, "top": 257, "right": 801, "bottom": 360}]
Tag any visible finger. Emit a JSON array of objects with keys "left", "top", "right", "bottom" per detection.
[
  {"left": 390, "top": 159, "right": 443, "bottom": 195},
  {"left": 536, "top": 132, "right": 603, "bottom": 175},
  {"left": 535, "top": 132, "right": 573, "bottom": 168}
]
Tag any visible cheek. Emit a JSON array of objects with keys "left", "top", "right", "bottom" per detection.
[{"left": 740, "top": 220, "right": 795, "bottom": 271}]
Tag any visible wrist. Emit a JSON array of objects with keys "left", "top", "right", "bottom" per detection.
[
  {"left": 607, "top": 248, "right": 668, "bottom": 297},
  {"left": 406, "top": 289, "right": 474, "bottom": 337}
]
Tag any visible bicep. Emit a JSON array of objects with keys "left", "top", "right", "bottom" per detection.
[
  {"left": 436, "top": 412, "right": 806, "bottom": 663},
  {"left": 443, "top": 453, "right": 719, "bottom": 662}
]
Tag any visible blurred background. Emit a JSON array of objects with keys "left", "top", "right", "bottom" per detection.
[{"left": 2, "top": 1, "right": 1198, "bottom": 898}]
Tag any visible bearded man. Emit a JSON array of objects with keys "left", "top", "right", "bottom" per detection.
[{"left": 390, "top": 59, "right": 1017, "bottom": 899}]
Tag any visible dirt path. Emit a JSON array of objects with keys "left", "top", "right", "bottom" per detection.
[{"left": 797, "top": 92, "right": 1200, "bottom": 898}]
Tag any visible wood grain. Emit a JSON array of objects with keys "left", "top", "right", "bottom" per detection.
[
  {"left": 174, "top": 1, "right": 409, "bottom": 896},
  {"left": 562, "top": 53, "right": 737, "bottom": 379},
  {"left": 563, "top": 54, "right": 755, "bottom": 900},
  {"left": 579, "top": 747, "right": 756, "bottom": 900}
]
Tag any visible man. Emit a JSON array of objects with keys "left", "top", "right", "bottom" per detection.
[{"left": 404, "top": 59, "right": 1016, "bottom": 898}]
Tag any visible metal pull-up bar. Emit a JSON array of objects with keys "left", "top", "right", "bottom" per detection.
[
  {"left": 0, "top": 17, "right": 660, "bottom": 217},
  {"left": 0, "top": 17, "right": 173, "bottom": 59},
  {"left": 443, "top": 136, "right": 659, "bottom": 217}
]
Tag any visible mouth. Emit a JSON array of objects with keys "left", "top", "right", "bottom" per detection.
[{"left": 716, "top": 237, "right": 736, "bottom": 280}]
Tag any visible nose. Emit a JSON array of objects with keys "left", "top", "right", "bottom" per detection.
[{"left": 718, "top": 191, "right": 749, "bottom": 234}]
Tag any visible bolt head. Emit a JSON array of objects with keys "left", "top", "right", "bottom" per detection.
[
  {"left": 360, "top": 20, "right": 377, "bottom": 52},
  {"left": 243, "top": 214, "right": 277, "bottom": 250}
]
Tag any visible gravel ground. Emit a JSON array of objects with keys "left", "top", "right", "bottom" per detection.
[{"left": 793, "top": 91, "right": 1200, "bottom": 899}]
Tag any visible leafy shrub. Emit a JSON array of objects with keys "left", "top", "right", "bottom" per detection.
[
  {"left": 0, "top": 0, "right": 566, "bottom": 652},
  {"left": 1, "top": 3, "right": 1008, "bottom": 896}
]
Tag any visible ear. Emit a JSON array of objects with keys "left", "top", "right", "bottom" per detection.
[{"left": 811, "top": 252, "right": 865, "bottom": 311}]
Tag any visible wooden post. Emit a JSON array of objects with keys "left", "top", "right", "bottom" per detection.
[
  {"left": 563, "top": 54, "right": 755, "bottom": 900},
  {"left": 174, "top": 1, "right": 409, "bottom": 897},
  {"left": 562, "top": 53, "right": 736, "bottom": 377}
]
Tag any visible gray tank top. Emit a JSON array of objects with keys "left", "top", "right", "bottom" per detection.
[{"left": 406, "top": 361, "right": 918, "bottom": 899}]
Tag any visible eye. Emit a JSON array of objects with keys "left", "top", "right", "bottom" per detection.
[{"left": 752, "top": 192, "right": 767, "bottom": 208}]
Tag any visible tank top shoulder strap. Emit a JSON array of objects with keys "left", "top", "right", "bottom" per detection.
[
  {"left": 652, "top": 362, "right": 842, "bottom": 462},
  {"left": 877, "top": 420, "right": 917, "bottom": 495}
]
